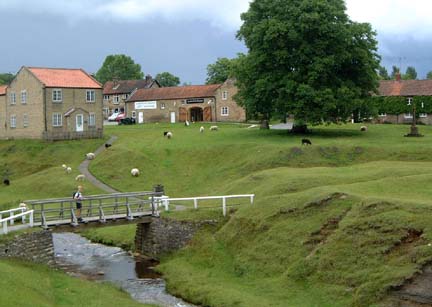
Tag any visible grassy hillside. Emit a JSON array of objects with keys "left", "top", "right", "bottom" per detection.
[
  {"left": 0, "top": 259, "right": 153, "bottom": 307},
  {"left": 0, "top": 138, "right": 105, "bottom": 208},
  {"left": 84, "top": 123, "right": 432, "bottom": 306}
]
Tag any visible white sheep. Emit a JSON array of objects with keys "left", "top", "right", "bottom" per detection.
[
  {"left": 75, "top": 174, "right": 85, "bottom": 181},
  {"left": 210, "top": 126, "right": 219, "bottom": 131},
  {"left": 131, "top": 168, "right": 140, "bottom": 177},
  {"left": 86, "top": 153, "right": 95, "bottom": 160},
  {"left": 166, "top": 132, "right": 173, "bottom": 139},
  {"left": 360, "top": 126, "right": 368, "bottom": 132},
  {"left": 62, "top": 164, "right": 67, "bottom": 169},
  {"left": 200, "top": 126, "right": 205, "bottom": 133},
  {"left": 19, "top": 203, "right": 28, "bottom": 211},
  {"left": 66, "top": 167, "right": 72, "bottom": 174}
]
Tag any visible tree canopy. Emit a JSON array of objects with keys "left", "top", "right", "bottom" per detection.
[
  {"left": 206, "top": 58, "right": 234, "bottom": 84},
  {"left": 378, "top": 66, "right": 390, "bottom": 80},
  {"left": 155, "top": 72, "right": 181, "bottom": 87},
  {"left": 233, "top": 0, "right": 380, "bottom": 127},
  {"left": 0, "top": 73, "right": 15, "bottom": 85},
  {"left": 95, "top": 54, "right": 144, "bottom": 84},
  {"left": 427, "top": 71, "right": 432, "bottom": 80},
  {"left": 403, "top": 66, "right": 417, "bottom": 80}
]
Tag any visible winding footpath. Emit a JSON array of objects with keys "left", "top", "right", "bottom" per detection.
[{"left": 78, "top": 135, "right": 119, "bottom": 193}]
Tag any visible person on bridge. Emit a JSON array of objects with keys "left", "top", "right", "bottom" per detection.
[{"left": 73, "top": 186, "right": 84, "bottom": 223}]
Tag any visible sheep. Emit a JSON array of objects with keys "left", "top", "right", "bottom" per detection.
[
  {"left": 66, "top": 167, "right": 72, "bottom": 174},
  {"left": 105, "top": 143, "right": 112, "bottom": 148},
  {"left": 163, "top": 131, "right": 169, "bottom": 136},
  {"left": 200, "top": 126, "right": 205, "bottom": 133},
  {"left": 75, "top": 174, "right": 85, "bottom": 181},
  {"left": 301, "top": 138, "right": 312, "bottom": 145},
  {"left": 131, "top": 168, "right": 140, "bottom": 177},
  {"left": 360, "top": 126, "right": 368, "bottom": 132},
  {"left": 166, "top": 132, "right": 173, "bottom": 139},
  {"left": 3, "top": 179, "right": 10, "bottom": 186},
  {"left": 86, "top": 153, "right": 95, "bottom": 160},
  {"left": 19, "top": 203, "right": 27, "bottom": 211},
  {"left": 185, "top": 120, "right": 190, "bottom": 126},
  {"left": 210, "top": 126, "right": 219, "bottom": 131},
  {"left": 62, "top": 164, "right": 67, "bottom": 169}
]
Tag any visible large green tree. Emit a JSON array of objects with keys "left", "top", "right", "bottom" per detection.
[
  {"left": 95, "top": 54, "right": 144, "bottom": 84},
  {"left": 233, "top": 0, "right": 380, "bottom": 129},
  {"left": 206, "top": 57, "right": 234, "bottom": 84},
  {"left": 403, "top": 66, "right": 417, "bottom": 80},
  {"left": 378, "top": 66, "right": 390, "bottom": 80},
  {"left": 155, "top": 72, "right": 181, "bottom": 87},
  {"left": 427, "top": 71, "right": 432, "bottom": 80},
  {"left": 0, "top": 73, "right": 15, "bottom": 85}
]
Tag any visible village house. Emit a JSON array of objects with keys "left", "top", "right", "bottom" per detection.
[
  {"left": 102, "top": 76, "right": 159, "bottom": 119},
  {"left": 377, "top": 74, "right": 432, "bottom": 125},
  {"left": 0, "top": 85, "right": 6, "bottom": 138},
  {"left": 125, "top": 79, "right": 246, "bottom": 123},
  {"left": 3, "top": 66, "right": 103, "bottom": 140}
]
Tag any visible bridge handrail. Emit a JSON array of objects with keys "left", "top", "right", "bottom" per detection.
[
  {"left": 0, "top": 210, "right": 34, "bottom": 234},
  {"left": 0, "top": 207, "right": 26, "bottom": 215}
]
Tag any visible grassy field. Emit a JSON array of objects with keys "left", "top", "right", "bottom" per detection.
[
  {"left": 0, "top": 259, "right": 154, "bottom": 307},
  {"left": 85, "top": 123, "right": 432, "bottom": 306},
  {"left": 4, "top": 122, "right": 432, "bottom": 306}
]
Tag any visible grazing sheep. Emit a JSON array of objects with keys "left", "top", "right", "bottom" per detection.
[
  {"left": 200, "top": 126, "right": 205, "bottom": 133},
  {"left": 360, "top": 126, "right": 368, "bottom": 132},
  {"left": 75, "top": 174, "right": 85, "bottom": 181},
  {"left": 62, "top": 164, "right": 67, "bottom": 169},
  {"left": 105, "top": 143, "right": 112, "bottom": 148},
  {"left": 86, "top": 153, "right": 95, "bottom": 160},
  {"left": 185, "top": 120, "right": 190, "bottom": 126},
  {"left": 166, "top": 132, "right": 173, "bottom": 139},
  {"left": 163, "top": 131, "right": 169, "bottom": 136},
  {"left": 210, "top": 126, "right": 219, "bottom": 131},
  {"left": 301, "top": 138, "right": 312, "bottom": 146},
  {"left": 66, "top": 167, "right": 72, "bottom": 174},
  {"left": 3, "top": 179, "right": 10, "bottom": 186},
  {"left": 131, "top": 168, "right": 140, "bottom": 177},
  {"left": 19, "top": 203, "right": 27, "bottom": 211}
]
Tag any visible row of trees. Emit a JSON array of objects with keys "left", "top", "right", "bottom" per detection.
[{"left": 379, "top": 65, "right": 432, "bottom": 81}]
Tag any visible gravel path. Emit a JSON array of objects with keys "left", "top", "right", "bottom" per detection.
[{"left": 78, "top": 135, "right": 119, "bottom": 193}]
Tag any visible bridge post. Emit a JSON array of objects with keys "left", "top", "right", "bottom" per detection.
[
  {"left": 10, "top": 211, "right": 14, "bottom": 225},
  {"left": 29, "top": 211, "right": 34, "bottom": 227},
  {"left": 250, "top": 195, "right": 254, "bottom": 205},
  {"left": 194, "top": 198, "right": 198, "bottom": 209},
  {"left": 222, "top": 197, "right": 227, "bottom": 216}
]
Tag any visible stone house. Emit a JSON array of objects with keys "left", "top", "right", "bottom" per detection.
[
  {"left": 377, "top": 77, "right": 432, "bottom": 125},
  {"left": 102, "top": 76, "right": 159, "bottom": 119},
  {"left": 125, "top": 79, "right": 246, "bottom": 123},
  {"left": 0, "top": 85, "right": 6, "bottom": 138},
  {"left": 3, "top": 66, "right": 103, "bottom": 140}
]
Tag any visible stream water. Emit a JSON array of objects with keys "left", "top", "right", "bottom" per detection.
[{"left": 53, "top": 232, "right": 195, "bottom": 307}]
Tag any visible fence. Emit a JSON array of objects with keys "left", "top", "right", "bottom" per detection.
[
  {"left": 24, "top": 191, "right": 162, "bottom": 228},
  {"left": 158, "top": 194, "right": 255, "bottom": 216},
  {"left": 43, "top": 129, "right": 103, "bottom": 141},
  {"left": 0, "top": 207, "right": 34, "bottom": 234}
]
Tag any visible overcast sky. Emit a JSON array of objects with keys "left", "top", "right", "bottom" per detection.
[{"left": 1, "top": 0, "right": 432, "bottom": 83}]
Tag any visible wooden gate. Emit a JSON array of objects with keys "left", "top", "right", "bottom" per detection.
[
  {"left": 204, "top": 106, "right": 212, "bottom": 122},
  {"left": 179, "top": 107, "right": 188, "bottom": 122}
]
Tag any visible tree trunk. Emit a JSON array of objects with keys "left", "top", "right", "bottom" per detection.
[{"left": 260, "top": 119, "right": 270, "bottom": 129}]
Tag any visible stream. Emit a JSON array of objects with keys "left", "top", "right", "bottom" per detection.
[{"left": 53, "top": 232, "right": 195, "bottom": 307}]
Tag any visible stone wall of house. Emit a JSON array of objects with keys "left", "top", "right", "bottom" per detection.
[
  {"left": 215, "top": 79, "right": 246, "bottom": 122},
  {"left": 0, "top": 230, "right": 55, "bottom": 266},
  {"left": 135, "top": 217, "right": 217, "bottom": 259},
  {"left": 0, "top": 94, "right": 6, "bottom": 138}
]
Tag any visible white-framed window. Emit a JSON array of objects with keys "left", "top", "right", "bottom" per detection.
[
  {"left": 221, "top": 106, "right": 229, "bottom": 116},
  {"left": 222, "top": 91, "right": 228, "bottom": 100},
  {"left": 160, "top": 102, "right": 166, "bottom": 110},
  {"left": 407, "top": 97, "right": 413, "bottom": 105},
  {"left": 10, "top": 115, "right": 16, "bottom": 128},
  {"left": 103, "top": 95, "right": 110, "bottom": 101},
  {"left": 122, "top": 94, "right": 128, "bottom": 99},
  {"left": 419, "top": 113, "right": 428, "bottom": 118},
  {"left": 89, "top": 113, "right": 96, "bottom": 126},
  {"left": 10, "top": 92, "right": 16, "bottom": 105},
  {"left": 379, "top": 113, "right": 387, "bottom": 117},
  {"left": 113, "top": 95, "right": 120, "bottom": 104},
  {"left": 131, "top": 111, "right": 136, "bottom": 118},
  {"left": 23, "top": 113, "right": 29, "bottom": 128},
  {"left": 86, "top": 90, "right": 96, "bottom": 102},
  {"left": 52, "top": 89, "right": 62, "bottom": 102},
  {"left": 103, "top": 107, "right": 109, "bottom": 116},
  {"left": 52, "top": 113, "right": 62, "bottom": 127},
  {"left": 21, "top": 90, "right": 27, "bottom": 104},
  {"left": 404, "top": 113, "right": 413, "bottom": 119}
]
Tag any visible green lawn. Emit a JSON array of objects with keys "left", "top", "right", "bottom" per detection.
[{"left": 85, "top": 123, "right": 432, "bottom": 306}]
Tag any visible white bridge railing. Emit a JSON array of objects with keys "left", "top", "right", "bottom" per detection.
[
  {"left": 155, "top": 194, "right": 255, "bottom": 216},
  {"left": 0, "top": 207, "right": 34, "bottom": 234}
]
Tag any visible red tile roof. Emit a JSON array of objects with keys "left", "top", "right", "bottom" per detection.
[
  {"left": 103, "top": 79, "right": 157, "bottom": 95},
  {"left": 128, "top": 84, "right": 221, "bottom": 102},
  {"left": 0, "top": 85, "right": 6, "bottom": 96},
  {"left": 27, "top": 67, "right": 101, "bottom": 89},
  {"left": 378, "top": 80, "right": 432, "bottom": 96}
]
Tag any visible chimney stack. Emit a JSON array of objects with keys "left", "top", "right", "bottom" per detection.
[
  {"left": 395, "top": 72, "right": 401, "bottom": 82},
  {"left": 112, "top": 77, "right": 119, "bottom": 87},
  {"left": 145, "top": 74, "right": 152, "bottom": 82}
]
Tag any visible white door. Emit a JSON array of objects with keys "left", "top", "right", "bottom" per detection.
[
  {"left": 170, "top": 112, "right": 176, "bottom": 123},
  {"left": 76, "top": 114, "right": 84, "bottom": 132},
  {"left": 138, "top": 112, "right": 144, "bottom": 124}
]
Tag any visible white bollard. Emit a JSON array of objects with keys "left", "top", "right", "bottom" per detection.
[
  {"left": 222, "top": 197, "right": 227, "bottom": 216},
  {"left": 194, "top": 198, "right": 198, "bottom": 210}
]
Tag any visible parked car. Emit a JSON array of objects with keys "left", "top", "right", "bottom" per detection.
[
  {"left": 119, "top": 117, "right": 136, "bottom": 125},
  {"left": 108, "top": 112, "right": 120, "bottom": 122},
  {"left": 115, "top": 113, "right": 126, "bottom": 123}
]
